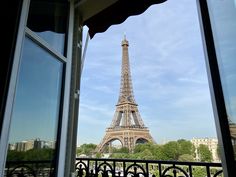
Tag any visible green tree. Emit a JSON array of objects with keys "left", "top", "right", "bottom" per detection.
[
  {"left": 7, "top": 150, "right": 25, "bottom": 161},
  {"left": 198, "top": 144, "right": 213, "bottom": 162},
  {"left": 162, "top": 141, "right": 180, "bottom": 160},
  {"left": 24, "top": 149, "right": 54, "bottom": 161},
  {"left": 113, "top": 147, "right": 129, "bottom": 153},
  {"left": 139, "top": 149, "right": 154, "bottom": 160},
  {"left": 134, "top": 143, "right": 155, "bottom": 154},
  {"left": 178, "top": 154, "right": 195, "bottom": 162},
  {"left": 152, "top": 144, "right": 165, "bottom": 160},
  {"left": 192, "top": 167, "right": 207, "bottom": 177},
  {"left": 153, "top": 139, "right": 195, "bottom": 161},
  {"left": 95, "top": 152, "right": 102, "bottom": 158},
  {"left": 110, "top": 147, "right": 132, "bottom": 159},
  {"left": 7, "top": 149, "right": 55, "bottom": 161},
  {"left": 77, "top": 147, "right": 83, "bottom": 155},
  {"left": 77, "top": 143, "right": 97, "bottom": 157},
  {"left": 110, "top": 152, "right": 130, "bottom": 159},
  {"left": 177, "top": 139, "right": 195, "bottom": 156}
]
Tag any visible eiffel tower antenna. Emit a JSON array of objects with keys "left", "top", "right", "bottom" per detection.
[{"left": 96, "top": 37, "right": 155, "bottom": 152}]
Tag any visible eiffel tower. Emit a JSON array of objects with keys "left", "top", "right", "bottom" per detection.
[{"left": 96, "top": 36, "right": 155, "bottom": 152}]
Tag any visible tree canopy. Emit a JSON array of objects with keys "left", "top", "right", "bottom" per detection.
[
  {"left": 197, "top": 144, "right": 213, "bottom": 162},
  {"left": 78, "top": 139, "right": 201, "bottom": 161},
  {"left": 77, "top": 143, "right": 97, "bottom": 157},
  {"left": 7, "top": 148, "right": 54, "bottom": 161},
  {"left": 76, "top": 139, "right": 215, "bottom": 162}
]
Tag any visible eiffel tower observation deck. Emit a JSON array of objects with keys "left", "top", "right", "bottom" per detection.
[{"left": 96, "top": 36, "right": 155, "bottom": 152}]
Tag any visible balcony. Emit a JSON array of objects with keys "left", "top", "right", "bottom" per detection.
[{"left": 5, "top": 158, "right": 223, "bottom": 177}]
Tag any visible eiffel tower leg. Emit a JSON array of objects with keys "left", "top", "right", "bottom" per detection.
[{"left": 109, "top": 142, "right": 112, "bottom": 154}]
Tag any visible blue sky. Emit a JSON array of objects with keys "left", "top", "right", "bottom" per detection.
[
  {"left": 77, "top": 0, "right": 217, "bottom": 146},
  {"left": 9, "top": 37, "right": 62, "bottom": 143}
]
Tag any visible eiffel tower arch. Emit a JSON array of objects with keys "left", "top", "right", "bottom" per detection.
[{"left": 96, "top": 37, "right": 155, "bottom": 152}]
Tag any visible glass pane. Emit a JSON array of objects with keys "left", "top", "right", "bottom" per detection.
[
  {"left": 27, "top": 0, "right": 68, "bottom": 54},
  {"left": 6, "top": 37, "right": 63, "bottom": 167},
  {"left": 208, "top": 0, "right": 236, "bottom": 158}
]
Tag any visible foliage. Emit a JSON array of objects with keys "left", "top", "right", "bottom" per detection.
[
  {"left": 178, "top": 154, "right": 195, "bottom": 162},
  {"left": 151, "top": 144, "right": 164, "bottom": 159},
  {"left": 198, "top": 144, "right": 213, "bottom": 162},
  {"left": 134, "top": 149, "right": 154, "bottom": 160},
  {"left": 77, "top": 139, "right": 214, "bottom": 163},
  {"left": 77, "top": 143, "right": 97, "bottom": 157},
  {"left": 177, "top": 139, "right": 195, "bottom": 156},
  {"left": 110, "top": 153, "right": 130, "bottom": 159},
  {"left": 95, "top": 152, "right": 102, "bottom": 158},
  {"left": 134, "top": 143, "right": 155, "bottom": 153},
  {"left": 162, "top": 141, "right": 180, "bottom": 160},
  {"left": 112, "top": 147, "right": 129, "bottom": 153},
  {"left": 108, "top": 139, "right": 198, "bottom": 161},
  {"left": 7, "top": 150, "right": 25, "bottom": 161},
  {"left": 161, "top": 140, "right": 195, "bottom": 161},
  {"left": 192, "top": 167, "right": 207, "bottom": 177},
  {"left": 7, "top": 148, "right": 54, "bottom": 161}
]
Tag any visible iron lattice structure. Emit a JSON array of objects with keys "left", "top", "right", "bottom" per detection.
[{"left": 96, "top": 37, "right": 155, "bottom": 152}]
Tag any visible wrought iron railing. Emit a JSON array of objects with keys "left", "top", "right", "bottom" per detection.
[
  {"left": 4, "top": 158, "right": 223, "bottom": 177},
  {"left": 5, "top": 160, "right": 54, "bottom": 177},
  {"left": 75, "top": 158, "right": 223, "bottom": 177}
]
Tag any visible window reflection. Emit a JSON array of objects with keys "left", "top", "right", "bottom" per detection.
[
  {"left": 208, "top": 0, "right": 236, "bottom": 158},
  {"left": 27, "top": 0, "right": 68, "bottom": 54},
  {"left": 7, "top": 37, "right": 63, "bottom": 162}
]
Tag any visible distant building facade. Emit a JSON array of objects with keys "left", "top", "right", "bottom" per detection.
[
  {"left": 191, "top": 138, "right": 220, "bottom": 162},
  {"left": 9, "top": 139, "right": 55, "bottom": 152}
]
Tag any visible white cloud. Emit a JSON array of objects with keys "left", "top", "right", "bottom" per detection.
[
  {"left": 177, "top": 77, "right": 206, "bottom": 84},
  {"left": 90, "top": 85, "right": 114, "bottom": 94},
  {"left": 79, "top": 102, "right": 114, "bottom": 118}
]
